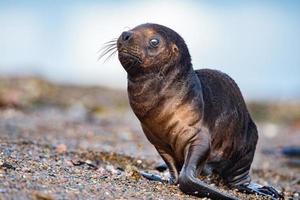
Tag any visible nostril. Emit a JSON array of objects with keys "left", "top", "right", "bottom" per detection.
[{"left": 121, "top": 31, "right": 132, "bottom": 41}]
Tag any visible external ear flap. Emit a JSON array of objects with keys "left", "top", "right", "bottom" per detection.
[{"left": 172, "top": 44, "right": 179, "bottom": 54}]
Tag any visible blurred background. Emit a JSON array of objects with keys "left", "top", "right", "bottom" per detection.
[
  {"left": 0, "top": 1, "right": 300, "bottom": 199},
  {"left": 0, "top": 0, "right": 299, "bottom": 100}
]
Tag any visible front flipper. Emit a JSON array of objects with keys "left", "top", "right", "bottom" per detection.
[
  {"left": 179, "top": 131, "right": 239, "bottom": 200},
  {"left": 236, "top": 182, "right": 283, "bottom": 200}
]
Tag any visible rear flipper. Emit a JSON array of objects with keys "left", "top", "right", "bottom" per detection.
[
  {"left": 140, "top": 171, "right": 179, "bottom": 184},
  {"left": 236, "top": 182, "right": 283, "bottom": 200},
  {"left": 139, "top": 171, "right": 167, "bottom": 183},
  {"left": 224, "top": 164, "right": 283, "bottom": 199}
]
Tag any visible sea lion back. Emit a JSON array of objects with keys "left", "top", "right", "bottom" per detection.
[{"left": 195, "top": 68, "right": 258, "bottom": 184}]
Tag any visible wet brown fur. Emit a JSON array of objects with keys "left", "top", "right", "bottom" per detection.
[{"left": 116, "top": 23, "right": 280, "bottom": 200}]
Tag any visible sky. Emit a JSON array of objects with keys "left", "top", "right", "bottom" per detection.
[{"left": 0, "top": 0, "right": 299, "bottom": 100}]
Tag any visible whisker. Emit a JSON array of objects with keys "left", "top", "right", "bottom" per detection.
[
  {"left": 104, "top": 43, "right": 117, "bottom": 48},
  {"left": 97, "top": 37, "right": 117, "bottom": 52},
  {"left": 98, "top": 38, "right": 119, "bottom": 62},
  {"left": 99, "top": 45, "right": 117, "bottom": 56},
  {"left": 102, "top": 40, "right": 117, "bottom": 46},
  {"left": 104, "top": 39, "right": 117, "bottom": 44},
  {"left": 102, "top": 42, "right": 117, "bottom": 47},
  {"left": 98, "top": 46, "right": 117, "bottom": 61},
  {"left": 97, "top": 43, "right": 117, "bottom": 53},
  {"left": 101, "top": 46, "right": 117, "bottom": 56},
  {"left": 103, "top": 49, "right": 118, "bottom": 63}
]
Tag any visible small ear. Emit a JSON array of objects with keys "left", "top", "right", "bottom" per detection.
[{"left": 172, "top": 44, "right": 179, "bottom": 53}]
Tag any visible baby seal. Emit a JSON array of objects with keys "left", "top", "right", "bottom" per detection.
[{"left": 114, "top": 23, "right": 282, "bottom": 200}]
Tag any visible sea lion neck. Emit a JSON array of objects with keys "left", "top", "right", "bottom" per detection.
[
  {"left": 127, "top": 63, "right": 197, "bottom": 119},
  {"left": 127, "top": 57, "right": 192, "bottom": 84}
]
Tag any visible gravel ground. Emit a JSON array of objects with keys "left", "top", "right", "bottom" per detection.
[{"left": 0, "top": 77, "right": 299, "bottom": 200}]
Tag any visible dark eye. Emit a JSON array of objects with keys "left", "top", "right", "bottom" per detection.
[{"left": 149, "top": 38, "right": 159, "bottom": 47}]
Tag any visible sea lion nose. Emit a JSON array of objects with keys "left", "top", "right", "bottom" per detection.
[{"left": 121, "top": 31, "right": 133, "bottom": 42}]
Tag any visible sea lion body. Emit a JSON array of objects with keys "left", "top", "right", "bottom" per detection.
[
  {"left": 128, "top": 66, "right": 257, "bottom": 184},
  {"left": 114, "top": 23, "right": 281, "bottom": 200}
]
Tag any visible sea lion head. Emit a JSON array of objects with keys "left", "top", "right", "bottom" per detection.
[{"left": 117, "top": 23, "right": 191, "bottom": 76}]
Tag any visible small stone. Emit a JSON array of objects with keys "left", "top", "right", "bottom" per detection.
[
  {"left": 33, "top": 192, "right": 54, "bottom": 200},
  {"left": 125, "top": 165, "right": 141, "bottom": 181},
  {"left": 85, "top": 160, "right": 92, "bottom": 164},
  {"left": 106, "top": 165, "right": 120, "bottom": 175},
  {"left": 0, "top": 162, "right": 16, "bottom": 170},
  {"left": 65, "top": 160, "right": 74, "bottom": 166},
  {"left": 0, "top": 188, "right": 6, "bottom": 193},
  {"left": 55, "top": 144, "right": 67, "bottom": 154}
]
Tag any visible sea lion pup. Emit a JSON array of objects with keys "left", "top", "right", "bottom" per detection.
[{"left": 113, "top": 23, "right": 282, "bottom": 200}]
